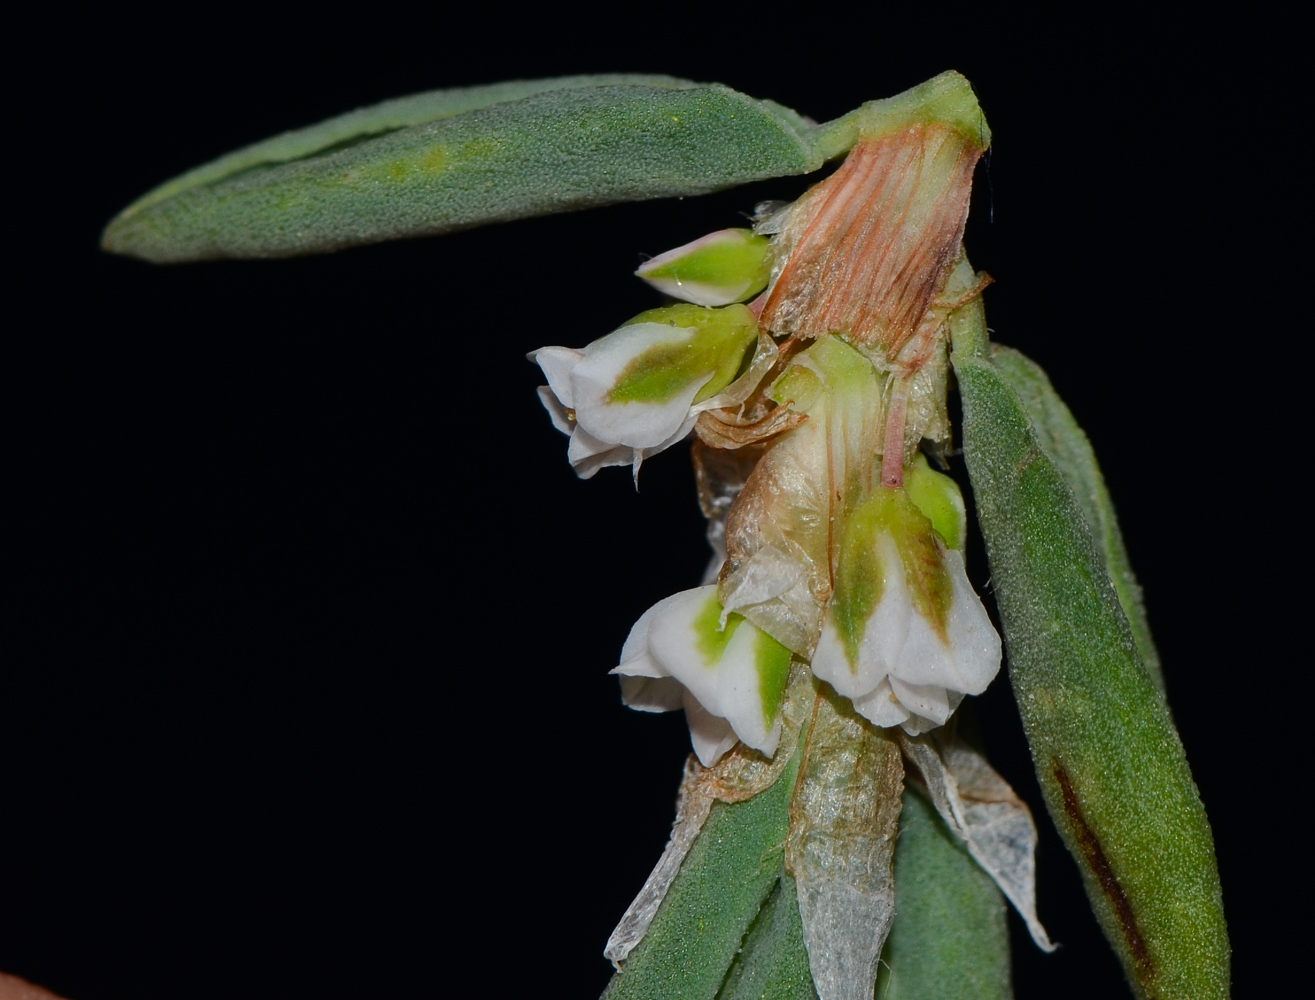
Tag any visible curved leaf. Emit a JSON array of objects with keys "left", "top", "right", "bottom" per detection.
[
  {"left": 989, "top": 346, "right": 1164, "bottom": 695},
  {"left": 600, "top": 743, "right": 801, "bottom": 1000},
  {"left": 876, "top": 790, "right": 1012, "bottom": 1000},
  {"left": 103, "top": 82, "right": 824, "bottom": 263},
  {"left": 716, "top": 876, "right": 817, "bottom": 1000},
  {"left": 949, "top": 293, "right": 1229, "bottom": 999},
  {"left": 115, "top": 75, "right": 706, "bottom": 217}
]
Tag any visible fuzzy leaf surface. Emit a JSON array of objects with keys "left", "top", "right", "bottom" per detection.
[
  {"left": 876, "top": 790, "right": 1011, "bottom": 1000},
  {"left": 989, "top": 345, "right": 1163, "bottom": 695},
  {"left": 949, "top": 296, "right": 1229, "bottom": 999},
  {"left": 716, "top": 876, "right": 818, "bottom": 1000},
  {"left": 601, "top": 744, "right": 802, "bottom": 1000},
  {"left": 114, "top": 75, "right": 705, "bottom": 217},
  {"left": 103, "top": 80, "right": 823, "bottom": 263}
]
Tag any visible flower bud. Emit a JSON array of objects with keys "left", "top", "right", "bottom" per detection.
[
  {"left": 612, "top": 585, "right": 794, "bottom": 765},
  {"left": 636, "top": 229, "right": 772, "bottom": 307}
]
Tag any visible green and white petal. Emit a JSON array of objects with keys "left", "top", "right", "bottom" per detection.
[
  {"left": 809, "top": 489, "right": 1001, "bottom": 734},
  {"left": 635, "top": 228, "right": 772, "bottom": 307},
  {"left": 892, "top": 548, "right": 999, "bottom": 696},
  {"left": 812, "top": 532, "right": 911, "bottom": 702},
  {"left": 613, "top": 585, "right": 793, "bottom": 764},
  {"left": 571, "top": 322, "right": 715, "bottom": 448},
  {"left": 531, "top": 304, "right": 761, "bottom": 480}
]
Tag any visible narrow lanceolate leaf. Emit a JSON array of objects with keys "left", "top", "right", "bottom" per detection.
[
  {"left": 716, "top": 877, "right": 818, "bottom": 1000},
  {"left": 103, "top": 81, "right": 825, "bottom": 263},
  {"left": 601, "top": 754, "right": 798, "bottom": 1000},
  {"left": 603, "top": 668, "right": 814, "bottom": 1000},
  {"left": 949, "top": 292, "right": 1229, "bottom": 1000},
  {"left": 989, "top": 345, "right": 1164, "bottom": 695},
  {"left": 114, "top": 75, "right": 704, "bottom": 217},
  {"left": 786, "top": 690, "right": 903, "bottom": 1000},
  {"left": 876, "top": 791, "right": 1012, "bottom": 1000}
]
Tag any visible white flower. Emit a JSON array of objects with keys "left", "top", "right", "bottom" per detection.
[
  {"left": 612, "top": 585, "right": 793, "bottom": 766},
  {"left": 809, "top": 485, "right": 1000, "bottom": 735},
  {"left": 531, "top": 303, "right": 774, "bottom": 479}
]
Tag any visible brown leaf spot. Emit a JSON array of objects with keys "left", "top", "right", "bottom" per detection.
[{"left": 1052, "top": 760, "right": 1157, "bottom": 989}]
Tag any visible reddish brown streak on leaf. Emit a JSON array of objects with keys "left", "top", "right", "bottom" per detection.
[{"left": 1052, "top": 760, "right": 1158, "bottom": 991}]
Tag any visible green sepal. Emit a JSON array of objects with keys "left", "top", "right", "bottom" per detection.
[
  {"left": 600, "top": 739, "right": 805, "bottom": 1000},
  {"left": 609, "top": 304, "right": 759, "bottom": 406},
  {"left": 949, "top": 292, "right": 1229, "bottom": 999},
  {"left": 830, "top": 487, "right": 952, "bottom": 667},
  {"left": 905, "top": 453, "right": 967, "bottom": 551},
  {"left": 989, "top": 346, "right": 1163, "bottom": 695},
  {"left": 638, "top": 229, "right": 773, "bottom": 304},
  {"left": 876, "top": 790, "right": 1012, "bottom": 1000}
]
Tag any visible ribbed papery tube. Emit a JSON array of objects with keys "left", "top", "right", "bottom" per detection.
[
  {"left": 760, "top": 125, "right": 983, "bottom": 357},
  {"left": 786, "top": 690, "right": 904, "bottom": 1000}
]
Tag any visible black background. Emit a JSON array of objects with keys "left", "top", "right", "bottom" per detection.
[{"left": 6, "top": 6, "right": 1302, "bottom": 999}]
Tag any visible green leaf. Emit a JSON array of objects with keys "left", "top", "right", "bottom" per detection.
[
  {"left": 949, "top": 293, "right": 1229, "bottom": 999},
  {"left": 601, "top": 744, "right": 802, "bottom": 1000},
  {"left": 988, "top": 346, "right": 1164, "bottom": 695},
  {"left": 716, "top": 876, "right": 818, "bottom": 1000},
  {"left": 876, "top": 790, "right": 1012, "bottom": 1000},
  {"left": 103, "top": 80, "right": 825, "bottom": 263},
  {"left": 114, "top": 75, "right": 707, "bottom": 217}
]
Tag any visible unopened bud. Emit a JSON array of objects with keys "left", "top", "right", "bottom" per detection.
[{"left": 636, "top": 229, "right": 771, "bottom": 307}]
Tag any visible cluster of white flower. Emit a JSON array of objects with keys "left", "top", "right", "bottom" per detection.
[{"left": 532, "top": 217, "right": 1002, "bottom": 766}]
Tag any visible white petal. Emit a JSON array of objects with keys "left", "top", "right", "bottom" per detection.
[
  {"left": 571, "top": 323, "right": 713, "bottom": 448},
  {"left": 618, "top": 592, "right": 684, "bottom": 669},
  {"left": 535, "top": 385, "right": 574, "bottom": 436},
  {"left": 567, "top": 425, "right": 635, "bottom": 479},
  {"left": 810, "top": 533, "right": 911, "bottom": 700},
  {"left": 617, "top": 675, "right": 685, "bottom": 713},
  {"left": 641, "top": 275, "right": 753, "bottom": 308},
  {"left": 683, "top": 688, "right": 738, "bottom": 766},
  {"left": 646, "top": 586, "right": 729, "bottom": 717},
  {"left": 630, "top": 414, "right": 697, "bottom": 483},
  {"left": 850, "top": 678, "right": 911, "bottom": 728},
  {"left": 529, "top": 346, "right": 584, "bottom": 408},
  {"left": 941, "top": 548, "right": 1002, "bottom": 695},
  {"left": 888, "top": 677, "right": 953, "bottom": 729}
]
